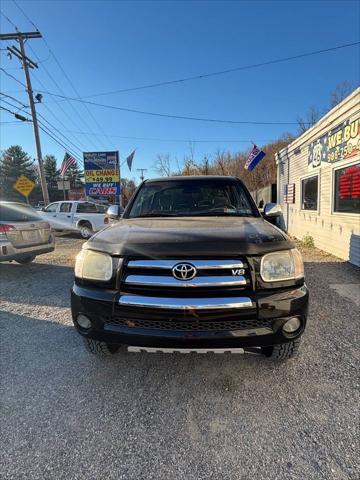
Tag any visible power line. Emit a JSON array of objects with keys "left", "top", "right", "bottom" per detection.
[
  {"left": 38, "top": 124, "right": 82, "bottom": 163},
  {"left": 12, "top": 0, "right": 38, "bottom": 30},
  {"left": 0, "top": 92, "right": 28, "bottom": 106},
  {"left": 0, "top": 9, "right": 18, "bottom": 29},
  {"left": 28, "top": 45, "right": 109, "bottom": 150},
  {"left": 0, "top": 93, "right": 85, "bottom": 161},
  {"left": 11, "top": 4, "right": 359, "bottom": 129},
  {"left": 39, "top": 92, "right": 306, "bottom": 125},
  {"left": 0, "top": 94, "right": 277, "bottom": 143},
  {"left": 37, "top": 115, "right": 83, "bottom": 155},
  {"left": 1, "top": 88, "right": 91, "bottom": 155},
  {"left": 52, "top": 41, "right": 360, "bottom": 99},
  {"left": 0, "top": 97, "right": 27, "bottom": 113},
  {"left": 11, "top": 0, "right": 111, "bottom": 149},
  {"left": 0, "top": 104, "right": 31, "bottom": 121},
  {"left": 33, "top": 38, "right": 116, "bottom": 149},
  {"left": 35, "top": 128, "right": 274, "bottom": 144},
  {"left": 29, "top": 69, "right": 94, "bottom": 152},
  {"left": 26, "top": 46, "right": 104, "bottom": 151},
  {"left": 0, "top": 89, "right": 25, "bottom": 93},
  {"left": 0, "top": 120, "right": 23, "bottom": 124},
  {"left": 1, "top": 99, "right": 83, "bottom": 165},
  {"left": 10, "top": 0, "right": 111, "bottom": 150},
  {"left": 0, "top": 67, "right": 26, "bottom": 88}
]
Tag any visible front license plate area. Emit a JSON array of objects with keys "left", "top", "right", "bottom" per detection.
[{"left": 128, "top": 346, "right": 245, "bottom": 354}]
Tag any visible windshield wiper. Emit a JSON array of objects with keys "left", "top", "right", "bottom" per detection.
[
  {"left": 131, "top": 213, "right": 178, "bottom": 218},
  {"left": 197, "top": 211, "right": 254, "bottom": 217}
]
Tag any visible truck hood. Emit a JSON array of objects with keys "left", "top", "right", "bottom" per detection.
[{"left": 86, "top": 216, "right": 293, "bottom": 257}]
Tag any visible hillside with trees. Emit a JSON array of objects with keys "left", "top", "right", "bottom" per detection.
[{"left": 153, "top": 134, "right": 294, "bottom": 192}]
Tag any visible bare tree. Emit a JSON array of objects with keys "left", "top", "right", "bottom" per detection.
[
  {"left": 183, "top": 159, "right": 199, "bottom": 175},
  {"left": 330, "top": 81, "right": 353, "bottom": 108},
  {"left": 153, "top": 153, "right": 172, "bottom": 177},
  {"left": 297, "top": 106, "right": 320, "bottom": 134},
  {"left": 188, "top": 141, "right": 196, "bottom": 162}
]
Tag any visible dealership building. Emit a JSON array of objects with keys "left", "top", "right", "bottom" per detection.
[{"left": 276, "top": 87, "right": 360, "bottom": 265}]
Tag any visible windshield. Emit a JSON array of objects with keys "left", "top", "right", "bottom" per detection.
[
  {"left": 0, "top": 203, "right": 42, "bottom": 222},
  {"left": 127, "top": 180, "right": 257, "bottom": 218}
]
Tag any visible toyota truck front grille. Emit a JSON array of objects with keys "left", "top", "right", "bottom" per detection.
[
  {"left": 121, "top": 258, "right": 251, "bottom": 295},
  {"left": 118, "top": 258, "right": 255, "bottom": 319}
]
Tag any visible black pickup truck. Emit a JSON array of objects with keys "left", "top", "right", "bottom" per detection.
[{"left": 71, "top": 176, "right": 308, "bottom": 360}]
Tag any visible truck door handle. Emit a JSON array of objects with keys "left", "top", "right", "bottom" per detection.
[
  {"left": 53, "top": 214, "right": 57, "bottom": 217},
  {"left": 67, "top": 215, "right": 71, "bottom": 218}
]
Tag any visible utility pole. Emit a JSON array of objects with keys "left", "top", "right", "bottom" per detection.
[
  {"left": 204, "top": 156, "right": 209, "bottom": 175},
  {"left": 137, "top": 168, "right": 148, "bottom": 182},
  {"left": 0, "top": 31, "right": 50, "bottom": 205}
]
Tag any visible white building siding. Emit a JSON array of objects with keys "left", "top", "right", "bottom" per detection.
[{"left": 277, "top": 88, "right": 360, "bottom": 265}]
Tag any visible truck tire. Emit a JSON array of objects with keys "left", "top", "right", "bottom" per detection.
[
  {"left": 265, "top": 338, "right": 302, "bottom": 360},
  {"left": 79, "top": 222, "right": 93, "bottom": 239},
  {"left": 82, "top": 337, "right": 120, "bottom": 356},
  {"left": 15, "top": 255, "right": 36, "bottom": 264}
]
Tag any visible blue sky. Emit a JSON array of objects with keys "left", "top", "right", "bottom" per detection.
[{"left": 0, "top": 0, "right": 359, "bottom": 182}]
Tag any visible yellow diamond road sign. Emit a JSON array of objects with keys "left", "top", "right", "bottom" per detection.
[{"left": 14, "top": 175, "right": 36, "bottom": 198}]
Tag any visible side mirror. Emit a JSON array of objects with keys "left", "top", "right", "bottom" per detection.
[
  {"left": 263, "top": 202, "right": 282, "bottom": 218},
  {"left": 106, "top": 204, "right": 123, "bottom": 220}
]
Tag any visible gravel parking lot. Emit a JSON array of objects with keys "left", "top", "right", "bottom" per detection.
[{"left": 0, "top": 236, "right": 359, "bottom": 480}]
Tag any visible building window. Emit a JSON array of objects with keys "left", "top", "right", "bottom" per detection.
[
  {"left": 334, "top": 163, "right": 360, "bottom": 214},
  {"left": 301, "top": 176, "right": 318, "bottom": 210}
]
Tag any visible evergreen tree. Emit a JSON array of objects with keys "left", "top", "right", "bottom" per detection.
[
  {"left": 43, "top": 154, "right": 59, "bottom": 188},
  {"left": 65, "top": 162, "right": 84, "bottom": 188},
  {"left": 0, "top": 145, "right": 35, "bottom": 200}
]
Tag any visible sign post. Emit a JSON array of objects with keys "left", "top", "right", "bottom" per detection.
[
  {"left": 83, "top": 151, "right": 121, "bottom": 202},
  {"left": 14, "top": 175, "right": 35, "bottom": 203}
]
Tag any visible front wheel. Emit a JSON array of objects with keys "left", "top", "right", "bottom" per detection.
[
  {"left": 82, "top": 337, "right": 120, "bottom": 356},
  {"left": 263, "top": 338, "right": 302, "bottom": 360},
  {"left": 15, "top": 255, "right": 36, "bottom": 264},
  {"left": 79, "top": 223, "right": 93, "bottom": 239}
]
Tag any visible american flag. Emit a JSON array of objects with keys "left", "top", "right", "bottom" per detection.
[
  {"left": 60, "top": 152, "right": 76, "bottom": 176},
  {"left": 283, "top": 183, "right": 295, "bottom": 203},
  {"left": 244, "top": 144, "right": 266, "bottom": 171}
]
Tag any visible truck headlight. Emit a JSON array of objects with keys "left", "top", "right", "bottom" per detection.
[
  {"left": 260, "top": 249, "right": 304, "bottom": 282},
  {"left": 75, "top": 249, "right": 113, "bottom": 281}
]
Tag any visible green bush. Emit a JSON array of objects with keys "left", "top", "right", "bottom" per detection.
[{"left": 302, "top": 234, "right": 315, "bottom": 248}]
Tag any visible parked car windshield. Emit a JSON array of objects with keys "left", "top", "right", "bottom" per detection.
[
  {"left": 0, "top": 203, "right": 42, "bottom": 222},
  {"left": 127, "top": 180, "right": 257, "bottom": 218}
]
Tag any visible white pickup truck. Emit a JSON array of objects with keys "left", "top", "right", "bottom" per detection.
[{"left": 40, "top": 201, "right": 107, "bottom": 238}]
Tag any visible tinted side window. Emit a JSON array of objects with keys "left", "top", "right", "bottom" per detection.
[
  {"left": 76, "top": 202, "right": 97, "bottom": 213},
  {"left": 45, "top": 203, "right": 58, "bottom": 213},
  {"left": 0, "top": 204, "right": 41, "bottom": 222},
  {"left": 301, "top": 176, "right": 318, "bottom": 211},
  {"left": 60, "top": 203, "right": 72, "bottom": 213}
]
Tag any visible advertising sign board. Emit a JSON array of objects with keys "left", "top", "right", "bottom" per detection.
[
  {"left": 84, "top": 151, "right": 121, "bottom": 196},
  {"left": 308, "top": 117, "right": 359, "bottom": 169}
]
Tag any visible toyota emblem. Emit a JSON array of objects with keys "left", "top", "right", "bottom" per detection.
[{"left": 172, "top": 262, "right": 197, "bottom": 281}]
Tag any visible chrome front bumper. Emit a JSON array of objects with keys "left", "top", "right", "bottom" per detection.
[
  {"left": 71, "top": 283, "right": 309, "bottom": 348},
  {"left": 118, "top": 295, "right": 253, "bottom": 310}
]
